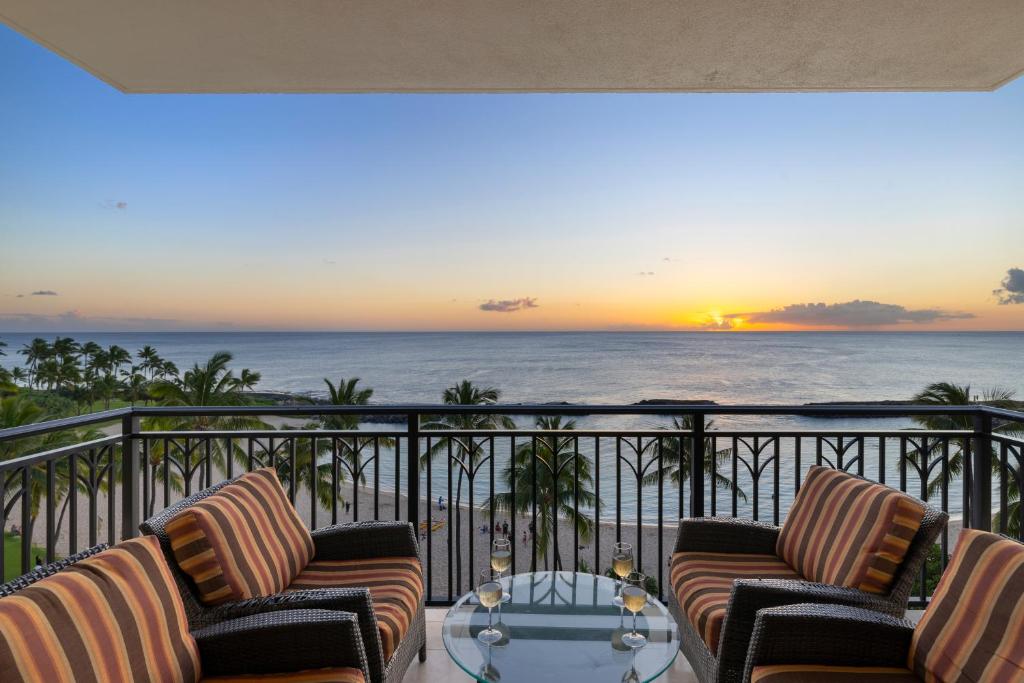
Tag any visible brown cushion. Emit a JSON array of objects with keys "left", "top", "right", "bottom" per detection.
[
  {"left": 165, "top": 468, "right": 315, "bottom": 605},
  {"left": 777, "top": 466, "right": 924, "bottom": 594},
  {"left": 203, "top": 668, "right": 365, "bottom": 682},
  {"left": 0, "top": 536, "right": 200, "bottom": 683},
  {"left": 910, "top": 529, "right": 1024, "bottom": 682},
  {"left": 751, "top": 665, "right": 918, "bottom": 682},
  {"left": 670, "top": 551, "right": 800, "bottom": 654},
  {"left": 287, "top": 557, "right": 423, "bottom": 662}
]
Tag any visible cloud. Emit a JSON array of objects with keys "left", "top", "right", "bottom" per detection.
[
  {"left": 31, "top": 290, "right": 58, "bottom": 296},
  {"left": 0, "top": 310, "right": 235, "bottom": 332},
  {"left": 662, "top": 257, "right": 672, "bottom": 262},
  {"left": 994, "top": 267, "right": 1024, "bottom": 305},
  {"left": 727, "top": 300, "right": 974, "bottom": 327},
  {"left": 699, "top": 318, "right": 738, "bottom": 330},
  {"left": 479, "top": 297, "right": 539, "bottom": 313},
  {"left": 323, "top": 258, "right": 337, "bottom": 265},
  {"left": 638, "top": 271, "right": 655, "bottom": 276},
  {"left": 101, "top": 200, "right": 128, "bottom": 210}
]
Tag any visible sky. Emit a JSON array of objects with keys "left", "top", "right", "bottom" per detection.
[{"left": 1, "top": 24, "right": 1022, "bottom": 333}]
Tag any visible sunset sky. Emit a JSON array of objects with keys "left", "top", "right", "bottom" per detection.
[{"left": 1, "top": 24, "right": 1022, "bottom": 332}]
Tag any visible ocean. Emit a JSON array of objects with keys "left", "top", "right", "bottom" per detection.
[{"left": 3, "top": 331, "right": 1022, "bottom": 520}]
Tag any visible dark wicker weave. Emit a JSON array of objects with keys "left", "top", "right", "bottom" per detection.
[
  {"left": 1, "top": 548, "right": 371, "bottom": 681},
  {"left": 741, "top": 603, "right": 916, "bottom": 683},
  {"left": 195, "top": 608, "right": 369, "bottom": 678},
  {"left": 668, "top": 500, "right": 947, "bottom": 683},
  {"left": 0, "top": 544, "right": 109, "bottom": 597},
  {"left": 141, "top": 480, "right": 427, "bottom": 683}
]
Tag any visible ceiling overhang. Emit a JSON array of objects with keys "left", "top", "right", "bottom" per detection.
[{"left": 2, "top": 1, "right": 1023, "bottom": 94}]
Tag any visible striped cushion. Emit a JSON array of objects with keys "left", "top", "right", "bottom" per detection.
[
  {"left": 910, "top": 529, "right": 1024, "bottom": 682},
  {"left": 0, "top": 536, "right": 201, "bottom": 683},
  {"left": 203, "top": 668, "right": 365, "bottom": 682},
  {"left": 751, "top": 665, "right": 918, "bottom": 682},
  {"left": 777, "top": 466, "right": 925, "bottom": 594},
  {"left": 670, "top": 551, "right": 800, "bottom": 653},
  {"left": 287, "top": 558, "right": 423, "bottom": 662},
  {"left": 166, "top": 468, "right": 315, "bottom": 605}
]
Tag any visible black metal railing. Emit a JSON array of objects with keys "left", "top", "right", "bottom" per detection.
[{"left": 0, "top": 403, "right": 1021, "bottom": 608}]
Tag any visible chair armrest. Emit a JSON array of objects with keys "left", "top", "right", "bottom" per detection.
[
  {"left": 204, "top": 588, "right": 385, "bottom": 683},
  {"left": 716, "top": 579, "right": 897, "bottom": 683},
  {"left": 743, "top": 604, "right": 915, "bottom": 683},
  {"left": 194, "top": 608, "right": 369, "bottom": 679},
  {"left": 312, "top": 520, "right": 420, "bottom": 561},
  {"left": 673, "top": 517, "right": 780, "bottom": 555}
]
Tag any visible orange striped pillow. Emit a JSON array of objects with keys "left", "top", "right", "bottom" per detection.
[
  {"left": 910, "top": 530, "right": 1024, "bottom": 682},
  {"left": 0, "top": 536, "right": 201, "bottom": 683},
  {"left": 777, "top": 466, "right": 924, "bottom": 594},
  {"left": 165, "top": 468, "right": 314, "bottom": 605}
]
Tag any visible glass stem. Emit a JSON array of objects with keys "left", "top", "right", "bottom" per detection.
[
  {"left": 632, "top": 610, "right": 638, "bottom": 637},
  {"left": 488, "top": 606, "right": 493, "bottom": 631}
]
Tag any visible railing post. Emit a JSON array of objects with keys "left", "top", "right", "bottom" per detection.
[
  {"left": 690, "top": 413, "right": 706, "bottom": 518},
  {"left": 970, "top": 411, "right": 992, "bottom": 531},
  {"left": 121, "top": 413, "right": 141, "bottom": 540},
  {"left": 407, "top": 413, "right": 420, "bottom": 533}
]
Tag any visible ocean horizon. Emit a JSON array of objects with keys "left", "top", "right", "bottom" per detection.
[{"left": 2, "top": 330, "right": 1021, "bottom": 520}]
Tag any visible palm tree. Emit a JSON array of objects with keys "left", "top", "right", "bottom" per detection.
[
  {"left": 137, "top": 345, "right": 162, "bottom": 380},
  {"left": 235, "top": 368, "right": 262, "bottom": 392},
  {"left": 107, "top": 345, "right": 132, "bottom": 377},
  {"left": 320, "top": 377, "right": 381, "bottom": 486},
  {"left": 10, "top": 367, "right": 27, "bottom": 386},
  {"left": 122, "top": 366, "right": 148, "bottom": 406},
  {"left": 35, "top": 359, "right": 60, "bottom": 392},
  {"left": 907, "top": 382, "right": 1021, "bottom": 533},
  {"left": 147, "top": 352, "right": 269, "bottom": 513},
  {"left": 491, "top": 416, "right": 599, "bottom": 570},
  {"left": 422, "top": 381, "right": 516, "bottom": 575},
  {"left": 0, "top": 340, "right": 6, "bottom": 356},
  {"left": 18, "top": 338, "right": 50, "bottom": 388},
  {"left": 641, "top": 416, "right": 744, "bottom": 500}
]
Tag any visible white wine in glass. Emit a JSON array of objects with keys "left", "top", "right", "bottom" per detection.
[
  {"left": 476, "top": 569, "right": 503, "bottom": 644},
  {"left": 491, "top": 539, "right": 512, "bottom": 603},
  {"left": 611, "top": 542, "right": 633, "bottom": 607},
  {"left": 621, "top": 572, "right": 648, "bottom": 649}
]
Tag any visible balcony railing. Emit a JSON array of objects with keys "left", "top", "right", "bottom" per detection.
[{"left": 1, "top": 403, "right": 1021, "bottom": 607}]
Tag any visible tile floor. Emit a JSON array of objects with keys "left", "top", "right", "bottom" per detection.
[{"left": 401, "top": 608, "right": 698, "bottom": 682}]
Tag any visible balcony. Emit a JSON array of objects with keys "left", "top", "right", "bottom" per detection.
[{"left": 2, "top": 403, "right": 1021, "bottom": 595}]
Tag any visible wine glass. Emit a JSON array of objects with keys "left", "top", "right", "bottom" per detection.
[
  {"left": 490, "top": 538, "right": 512, "bottom": 603},
  {"left": 620, "top": 571, "right": 648, "bottom": 648},
  {"left": 610, "top": 542, "right": 633, "bottom": 607},
  {"left": 476, "top": 569, "right": 503, "bottom": 644}
]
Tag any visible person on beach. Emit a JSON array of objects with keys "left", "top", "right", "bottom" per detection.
[
  {"left": 438, "top": 496, "right": 445, "bottom": 511},
  {"left": 494, "top": 521, "right": 501, "bottom": 534},
  {"left": 522, "top": 531, "right": 528, "bottom": 545},
  {"left": 502, "top": 521, "right": 509, "bottom": 538}
]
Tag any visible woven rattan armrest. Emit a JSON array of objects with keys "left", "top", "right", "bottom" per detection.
[{"left": 742, "top": 603, "right": 915, "bottom": 683}]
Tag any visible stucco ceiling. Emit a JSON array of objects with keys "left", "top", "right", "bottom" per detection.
[{"left": 2, "top": 0, "right": 1023, "bottom": 93}]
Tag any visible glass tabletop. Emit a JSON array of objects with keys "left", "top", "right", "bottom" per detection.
[{"left": 442, "top": 571, "right": 678, "bottom": 683}]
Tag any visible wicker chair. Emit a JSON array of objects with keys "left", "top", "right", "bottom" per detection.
[
  {"left": 0, "top": 544, "right": 371, "bottom": 682},
  {"left": 741, "top": 531, "right": 1024, "bottom": 682},
  {"left": 668, "top": 470, "right": 948, "bottom": 683},
  {"left": 140, "top": 477, "right": 426, "bottom": 683}
]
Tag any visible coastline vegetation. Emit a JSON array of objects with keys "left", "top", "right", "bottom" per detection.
[{"left": 1, "top": 335, "right": 1022, "bottom": 579}]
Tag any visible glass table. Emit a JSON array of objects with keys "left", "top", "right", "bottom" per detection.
[{"left": 442, "top": 571, "right": 678, "bottom": 683}]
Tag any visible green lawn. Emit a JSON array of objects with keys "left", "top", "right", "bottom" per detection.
[{"left": 3, "top": 532, "right": 50, "bottom": 582}]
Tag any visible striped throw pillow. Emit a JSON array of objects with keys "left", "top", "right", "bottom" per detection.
[
  {"left": 910, "top": 530, "right": 1024, "bottom": 682},
  {"left": 165, "top": 467, "right": 314, "bottom": 605},
  {"left": 777, "top": 466, "right": 925, "bottom": 594},
  {"left": 0, "top": 536, "right": 201, "bottom": 683}
]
